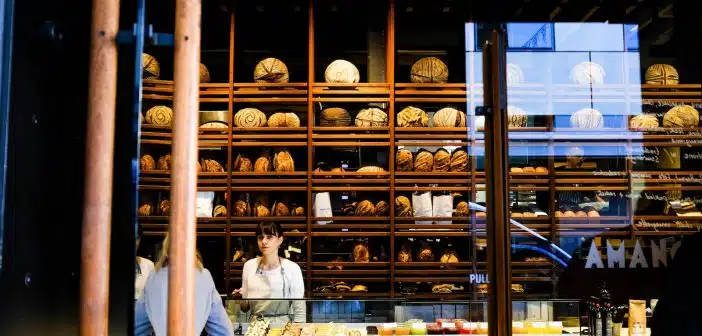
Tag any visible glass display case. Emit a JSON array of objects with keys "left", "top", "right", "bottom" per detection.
[{"left": 223, "top": 298, "right": 581, "bottom": 335}]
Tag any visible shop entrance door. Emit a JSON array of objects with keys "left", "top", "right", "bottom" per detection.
[{"left": 471, "top": 1, "right": 702, "bottom": 335}]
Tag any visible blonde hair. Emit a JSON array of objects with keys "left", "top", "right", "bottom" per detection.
[{"left": 154, "top": 234, "right": 204, "bottom": 272}]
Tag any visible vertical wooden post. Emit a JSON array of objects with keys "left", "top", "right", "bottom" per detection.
[
  {"left": 386, "top": 0, "right": 396, "bottom": 298},
  {"left": 80, "top": 0, "right": 119, "bottom": 334},
  {"left": 306, "top": 0, "right": 315, "bottom": 298},
  {"left": 168, "top": 0, "right": 201, "bottom": 335}
]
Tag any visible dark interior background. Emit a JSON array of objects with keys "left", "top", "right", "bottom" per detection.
[{"left": 0, "top": 0, "right": 700, "bottom": 334}]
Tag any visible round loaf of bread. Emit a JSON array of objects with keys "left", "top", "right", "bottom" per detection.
[
  {"left": 140, "top": 155, "right": 156, "bottom": 171},
  {"left": 158, "top": 154, "right": 172, "bottom": 170},
  {"left": 375, "top": 201, "right": 389, "bottom": 216},
  {"left": 201, "top": 159, "right": 224, "bottom": 173},
  {"left": 145, "top": 105, "right": 173, "bottom": 127},
  {"left": 645, "top": 64, "right": 679, "bottom": 85},
  {"left": 142, "top": 53, "right": 160, "bottom": 79},
  {"left": 233, "top": 200, "right": 250, "bottom": 216},
  {"left": 357, "top": 166, "right": 385, "bottom": 174},
  {"left": 414, "top": 150, "right": 434, "bottom": 172},
  {"left": 630, "top": 114, "right": 659, "bottom": 129},
  {"left": 355, "top": 200, "right": 376, "bottom": 216},
  {"left": 570, "top": 61, "right": 606, "bottom": 85},
  {"left": 506, "top": 63, "right": 525, "bottom": 85},
  {"left": 433, "top": 149, "right": 451, "bottom": 172},
  {"left": 293, "top": 207, "right": 305, "bottom": 216},
  {"left": 396, "top": 149, "right": 413, "bottom": 171},
  {"left": 410, "top": 57, "right": 448, "bottom": 83},
  {"left": 320, "top": 107, "right": 351, "bottom": 126},
  {"left": 213, "top": 205, "right": 227, "bottom": 217},
  {"left": 254, "top": 57, "right": 290, "bottom": 83},
  {"left": 570, "top": 108, "right": 604, "bottom": 128},
  {"left": 663, "top": 105, "right": 699, "bottom": 128},
  {"left": 324, "top": 60, "right": 360, "bottom": 84},
  {"left": 138, "top": 203, "right": 152, "bottom": 216},
  {"left": 272, "top": 201, "right": 290, "bottom": 216},
  {"left": 267, "top": 112, "right": 300, "bottom": 128},
  {"left": 254, "top": 155, "right": 271, "bottom": 172},
  {"left": 234, "top": 108, "right": 267, "bottom": 127},
  {"left": 199, "top": 63, "right": 211, "bottom": 83},
  {"left": 273, "top": 149, "right": 295, "bottom": 172},
  {"left": 159, "top": 200, "right": 171, "bottom": 216},
  {"left": 455, "top": 201, "right": 469, "bottom": 217},
  {"left": 449, "top": 149, "right": 468, "bottom": 172},
  {"left": 433, "top": 107, "right": 466, "bottom": 127},
  {"left": 355, "top": 108, "right": 388, "bottom": 127},
  {"left": 397, "top": 106, "right": 429, "bottom": 127},
  {"left": 233, "top": 154, "right": 253, "bottom": 172},
  {"left": 395, "top": 196, "right": 412, "bottom": 217},
  {"left": 254, "top": 204, "right": 270, "bottom": 217},
  {"left": 508, "top": 105, "right": 528, "bottom": 128}
]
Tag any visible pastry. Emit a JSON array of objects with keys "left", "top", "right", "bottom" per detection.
[
  {"left": 569, "top": 61, "right": 606, "bottom": 84},
  {"left": 449, "top": 149, "right": 468, "bottom": 172},
  {"left": 140, "top": 155, "right": 156, "bottom": 171},
  {"left": 535, "top": 166, "right": 548, "bottom": 173},
  {"left": 375, "top": 201, "right": 389, "bottom": 216},
  {"left": 506, "top": 63, "right": 524, "bottom": 85},
  {"left": 507, "top": 105, "right": 528, "bottom": 128},
  {"left": 157, "top": 154, "right": 172, "bottom": 170},
  {"left": 213, "top": 205, "right": 227, "bottom": 217},
  {"left": 523, "top": 166, "right": 536, "bottom": 173},
  {"left": 138, "top": 203, "right": 152, "bottom": 216},
  {"left": 645, "top": 64, "right": 679, "bottom": 85},
  {"left": 234, "top": 200, "right": 250, "bottom": 216},
  {"left": 234, "top": 108, "right": 267, "bottom": 128},
  {"left": 630, "top": 114, "right": 660, "bottom": 129},
  {"left": 334, "top": 282, "right": 351, "bottom": 292},
  {"left": 267, "top": 112, "right": 300, "bottom": 128},
  {"left": 570, "top": 108, "right": 604, "bottom": 128},
  {"left": 253, "top": 57, "right": 289, "bottom": 83},
  {"left": 555, "top": 211, "right": 563, "bottom": 217},
  {"left": 455, "top": 201, "right": 469, "bottom": 217},
  {"left": 410, "top": 57, "right": 448, "bottom": 83},
  {"left": 355, "top": 108, "right": 388, "bottom": 127},
  {"left": 396, "top": 149, "right": 413, "bottom": 171},
  {"left": 325, "top": 60, "right": 360, "bottom": 83},
  {"left": 440, "top": 251, "right": 459, "bottom": 263},
  {"left": 272, "top": 201, "right": 290, "bottom": 216},
  {"left": 233, "top": 154, "right": 253, "bottom": 172},
  {"left": 142, "top": 53, "right": 160, "bottom": 79},
  {"left": 145, "top": 105, "right": 173, "bottom": 127},
  {"left": 159, "top": 200, "right": 171, "bottom": 215},
  {"left": 395, "top": 196, "right": 412, "bottom": 217},
  {"left": 254, "top": 155, "right": 271, "bottom": 172},
  {"left": 575, "top": 210, "right": 587, "bottom": 217},
  {"left": 356, "top": 166, "right": 385, "bottom": 175},
  {"left": 273, "top": 149, "right": 295, "bottom": 172},
  {"left": 418, "top": 245, "right": 434, "bottom": 261},
  {"left": 353, "top": 244, "right": 370, "bottom": 263},
  {"left": 254, "top": 204, "right": 270, "bottom": 217},
  {"left": 414, "top": 150, "right": 434, "bottom": 172},
  {"left": 320, "top": 107, "right": 351, "bottom": 126},
  {"left": 293, "top": 207, "right": 305, "bottom": 216},
  {"left": 397, "top": 106, "right": 429, "bottom": 127},
  {"left": 351, "top": 285, "right": 368, "bottom": 292},
  {"left": 355, "top": 200, "right": 376, "bottom": 216},
  {"left": 510, "top": 167, "right": 523, "bottom": 173},
  {"left": 663, "top": 105, "right": 699, "bottom": 128},
  {"left": 397, "top": 248, "right": 411, "bottom": 262},
  {"left": 431, "top": 284, "right": 453, "bottom": 294},
  {"left": 564, "top": 210, "right": 576, "bottom": 217},
  {"left": 432, "top": 107, "right": 466, "bottom": 127},
  {"left": 199, "top": 63, "right": 210, "bottom": 83},
  {"left": 433, "top": 149, "right": 451, "bottom": 172}
]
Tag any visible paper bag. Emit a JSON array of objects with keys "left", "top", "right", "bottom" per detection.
[
  {"left": 432, "top": 194, "right": 453, "bottom": 224},
  {"left": 313, "top": 192, "right": 333, "bottom": 224},
  {"left": 412, "top": 191, "right": 433, "bottom": 224}
]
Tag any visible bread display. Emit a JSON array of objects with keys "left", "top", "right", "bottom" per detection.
[
  {"left": 433, "top": 149, "right": 451, "bottom": 172},
  {"left": 273, "top": 149, "right": 295, "bottom": 172},
  {"left": 414, "top": 150, "right": 434, "bottom": 172},
  {"left": 570, "top": 108, "right": 604, "bottom": 128},
  {"left": 663, "top": 105, "right": 699, "bottom": 128},
  {"left": 630, "top": 114, "right": 660, "bottom": 129},
  {"left": 144, "top": 105, "right": 173, "bottom": 127},
  {"left": 267, "top": 112, "right": 301, "bottom": 128},
  {"left": 410, "top": 57, "right": 448, "bottom": 83},
  {"left": 432, "top": 107, "right": 466, "bottom": 127},
  {"left": 253, "top": 57, "right": 290, "bottom": 83},
  {"left": 234, "top": 108, "right": 267, "bottom": 128},
  {"left": 140, "top": 155, "right": 156, "bottom": 171},
  {"left": 355, "top": 108, "right": 388, "bottom": 127},
  {"left": 397, "top": 106, "right": 429, "bottom": 127},
  {"left": 449, "top": 149, "right": 468, "bottom": 172},
  {"left": 569, "top": 61, "right": 605, "bottom": 84},
  {"left": 645, "top": 64, "right": 679, "bottom": 85},
  {"left": 395, "top": 196, "right": 412, "bottom": 217},
  {"left": 142, "top": 53, "right": 160, "bottom": 79},
  {"left": 319, "top": 107, "right": 352, "bottom": 126},
  {"left": 396, "top": 149, "right": 413, "bottom": 171},
  {"left": 324, "top": 60, "right": 360, "bottom": 83}
]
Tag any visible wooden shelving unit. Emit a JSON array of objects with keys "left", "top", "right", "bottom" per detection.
[{"left": 136, "top": 1, "right": 702, "bottom": 300}]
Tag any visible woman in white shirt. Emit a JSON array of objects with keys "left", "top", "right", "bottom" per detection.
[
  {"left": 135, "top": 227, "right": 154, "bottom": 301},
  {"left": 235, "top": 221, "right": 306, "bottom": 323}
]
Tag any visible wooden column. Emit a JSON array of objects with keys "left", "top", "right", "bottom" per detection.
[
  {"left": 79, "top": 0, "right": 119, "bottom": 334},
  {"left": 168, "top": 0, "right": 201, "bottom": 335},
  {"left": 386, "top": 0, "right": 396, "bottom": 298}
]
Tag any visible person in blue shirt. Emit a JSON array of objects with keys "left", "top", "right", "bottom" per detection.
[{"left": 134, "top": 234, "right": 234, "bottom": 335}]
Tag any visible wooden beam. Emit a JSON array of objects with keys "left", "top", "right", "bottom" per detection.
[
  {"left": 168, "top": 0, "right": 202, "bottom": 335},
  {"left": 79, "top": 0, "right": 119, "bottom": 334}
]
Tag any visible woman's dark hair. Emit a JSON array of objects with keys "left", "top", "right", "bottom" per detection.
[{"left": 256, "top": 221, "right": 283, "bottom": 238}]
